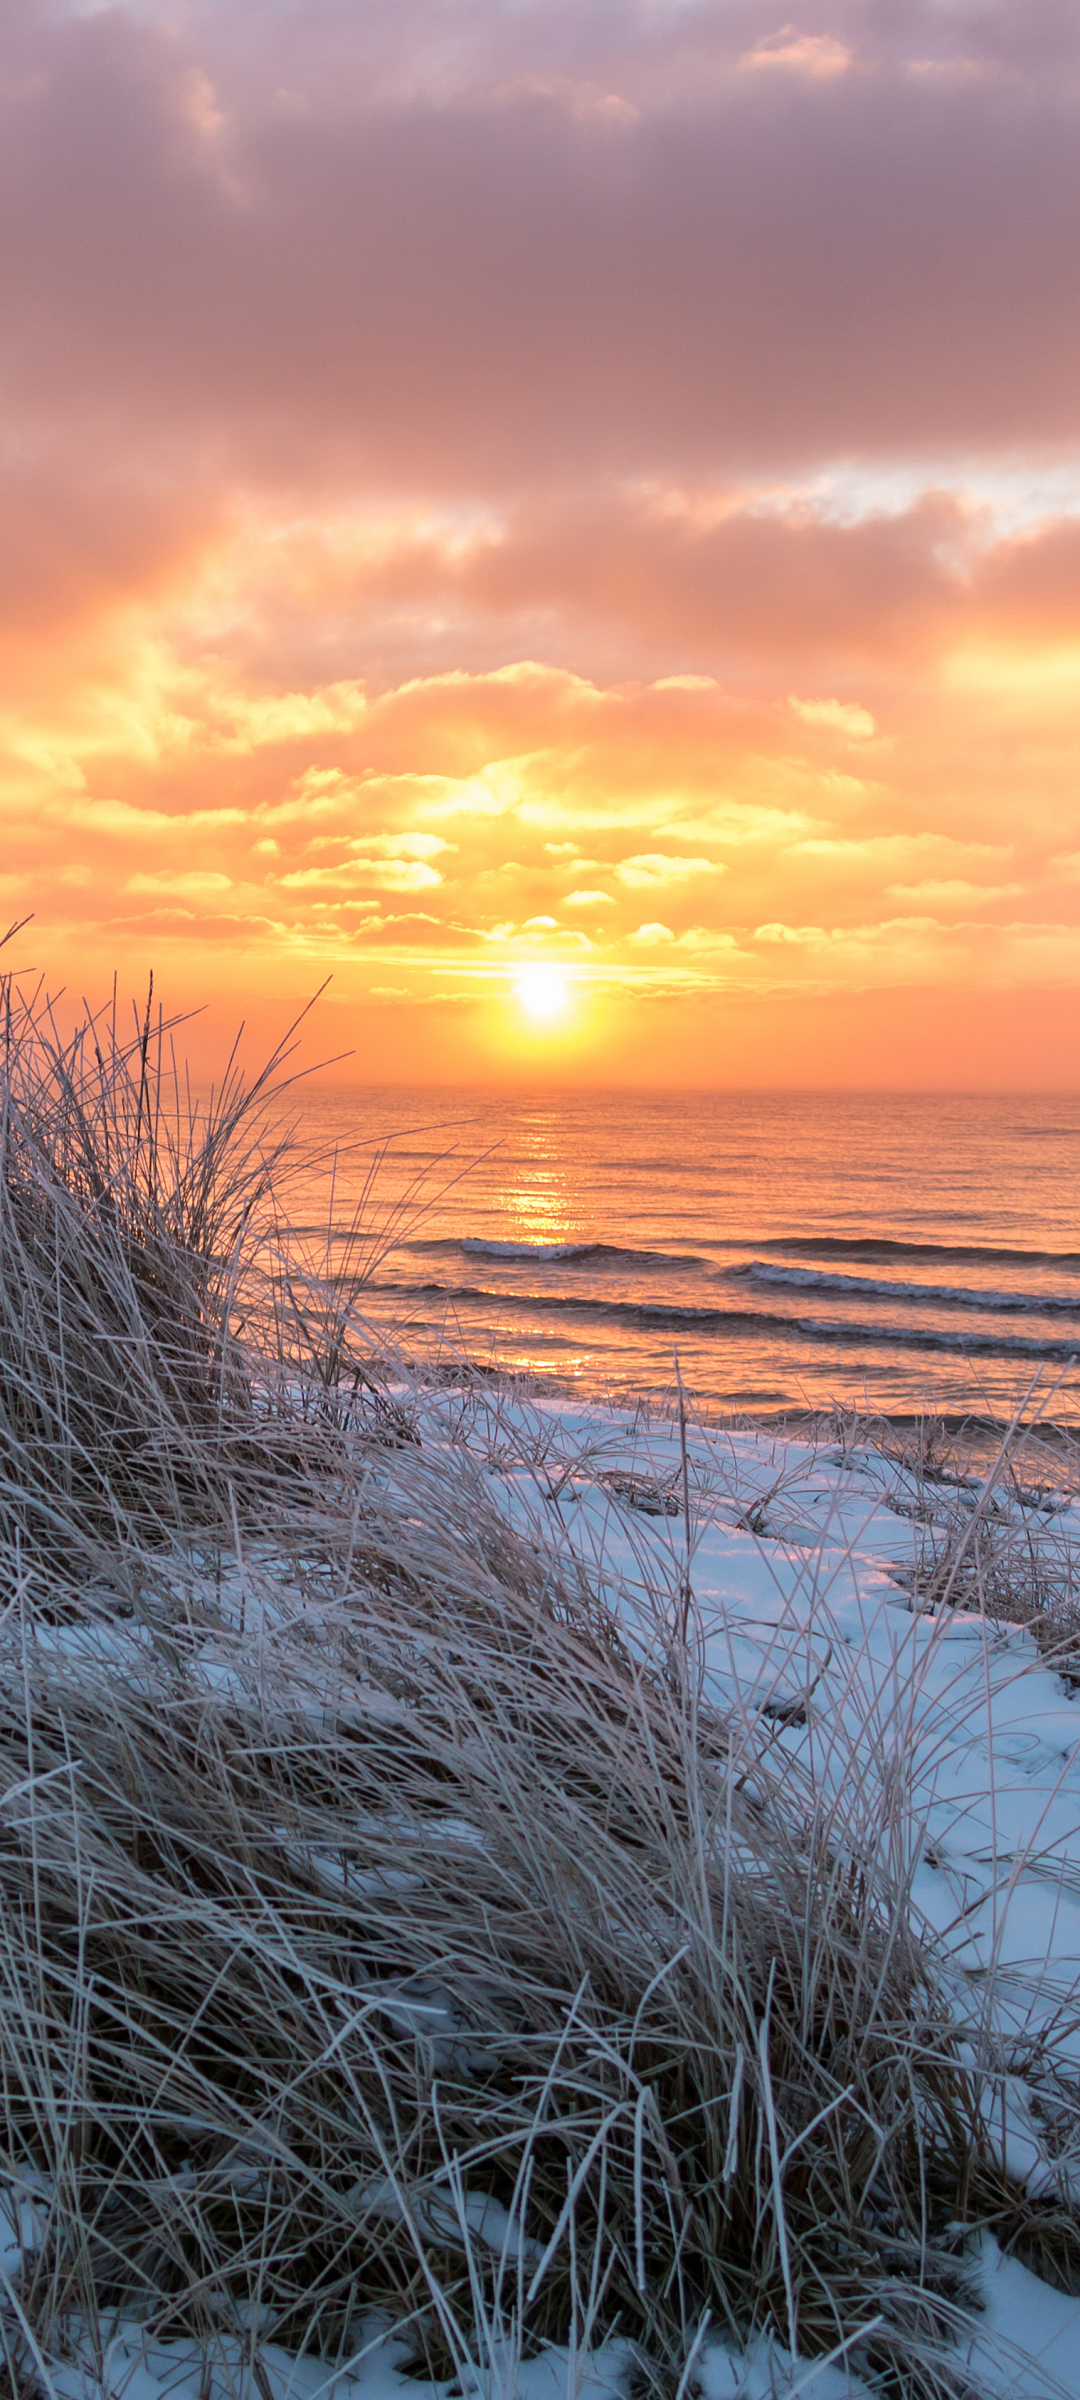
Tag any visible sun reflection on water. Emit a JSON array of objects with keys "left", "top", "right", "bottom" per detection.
[{"left": 498, "top": 1121, "right": 581, "bottom": 1250}]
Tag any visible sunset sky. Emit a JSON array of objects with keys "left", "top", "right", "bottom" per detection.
[{"left": 3, "top": 0, "right": 1080, "bottom": 1085}]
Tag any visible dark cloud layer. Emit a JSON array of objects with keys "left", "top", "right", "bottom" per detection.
[{"left": 3, "top": 1, "right": 1080, "bottom": 491}]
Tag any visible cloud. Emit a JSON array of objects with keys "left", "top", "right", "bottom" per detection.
[
  {"left": 754, "top": 922, "right": 826, "bottom": 946},
  {"left": 674, "top": 928, "right": 739, "bottom": 953},
  {"left": 886, "top": 880, "right": 1025, "bottom": 908},
  {"left": 614, "top": 855, "right": 724, "bottom": 889},
  {"left": 279, "top": 861, "right": 444, "bottom": 892},
  {"left": 740, "top": 29, "right": 852, "bottom": 79},
  {"left": 789, "top": 697, "right": 877, "bottom": 740},
  {"left": 4, "top": 0, "right": 1080, "bottom": 506},
  {"left": 791, "top": 835, "right": 1013, "bottom": 870},
  {"left": 307, "top": 829, "right": 450, "bottom": 856},
  {"left": 236, "top": 481, "right": 1080, "bottom": 690},
  {"left": 126, "top": 871, "right": 232, "bottom": 895}
]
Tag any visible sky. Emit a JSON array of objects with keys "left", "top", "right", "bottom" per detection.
[{"left": 3, "top": 0, "right": 1080, "bottom": 1087}]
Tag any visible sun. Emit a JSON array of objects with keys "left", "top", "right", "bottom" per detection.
[{"left": 516, "top": 966, "right": 569, "bottom": 1021}]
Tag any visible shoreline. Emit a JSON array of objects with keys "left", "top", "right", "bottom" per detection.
[{"left": 404, "top": 1354, "right": 1080, "bottom": 1476}]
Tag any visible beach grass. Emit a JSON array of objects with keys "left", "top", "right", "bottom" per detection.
[{"left": 1, "top": 975, "right": 1078, "bottom": 2400}]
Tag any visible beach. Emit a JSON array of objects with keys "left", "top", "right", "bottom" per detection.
[{"left": 4, "top": 1012, "right": 1080, "bottom": 2399}]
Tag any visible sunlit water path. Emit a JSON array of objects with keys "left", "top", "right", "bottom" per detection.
[{"left": 282, "top": 1088, "right": 1080, "bottom": 1424}]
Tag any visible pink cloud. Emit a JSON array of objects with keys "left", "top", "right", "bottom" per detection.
[{"left": 740, "top": 28, "right": 852, "bottom": 79}]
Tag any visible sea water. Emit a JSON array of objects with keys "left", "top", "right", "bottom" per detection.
[{"left": 285, "top": 1087, "right": 1080, "bottom": 1424}]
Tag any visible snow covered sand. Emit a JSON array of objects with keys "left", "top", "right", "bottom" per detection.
[{"left": 6, "top": 1382, "right": 1080, "bottom": 2400}]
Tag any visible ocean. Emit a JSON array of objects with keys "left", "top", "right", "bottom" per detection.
[{"left": 285, "top": 1087, "right": 1080, "bottom": 1426}]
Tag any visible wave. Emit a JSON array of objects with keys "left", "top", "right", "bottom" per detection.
[
  {"left": 380, "top": 1280, "right": 1080, "bottom": 1362},
  {"left": 798, "top": 1318, "right": 1080, "bottom": 1362},
  {"left": 409, "top": 1236, "right": 704, "bottom": 1270},
  {"left": 738, "top": 1262, "right": 1080, "bottom": 1316},
  {"left": 463, "top": 1237, "right": 616, "bottom": 1264},
  {"left": 748, "top": 1235, "right": 1080, "bottom": 1270}
]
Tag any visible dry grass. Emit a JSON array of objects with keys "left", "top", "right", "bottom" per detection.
[
  {"left": 0, "top": 967, "right": 313, "bottom": 1570},
  {"left": 838, "top": 1408, "right": 1080, "bottom": 1682},
  {"left": 0, "top": 1475, "right": 998, "bottom": 2400},
  {"left": 0, "top": 971, "right": 1076, "bottom": 2399}
]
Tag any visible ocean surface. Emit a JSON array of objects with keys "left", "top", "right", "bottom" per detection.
[{"left": 284, "top": 1088, "right": 1080, "bottom": 1426}]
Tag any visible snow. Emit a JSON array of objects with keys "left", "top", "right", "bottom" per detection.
[
  {"left": 14, "top": 1384, "right": 1080, "bottom": 2399},
  {"left": 455, "top": 1396, "right": 1080, "bottom": 2062},
  {"left": 960, "top": 2236, "right": 1080, "bottom": 2397},
  {"left": 31, "top": 2316, "right": 883, "bottom": 2400},
  {"left": 42, "top": 2322, "right": 638, "bottom": 2400},
  {"left": 410, "top": 1387, "right": 1080, "bottom": 2395},
  {"left": 0, "top": 2173, "right": 50, "bottom": 2279},
  {"left": 699, "top": 2329, "right": 874, "bottom": 2398}
]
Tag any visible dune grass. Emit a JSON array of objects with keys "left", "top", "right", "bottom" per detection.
[{"left": 0, "top": 975, "right": 1078, "bottom": 2400}]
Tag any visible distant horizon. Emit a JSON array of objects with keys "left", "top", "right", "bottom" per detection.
[{"left": 296, "top": 1077, "right": 1080, "bottom": 1101}]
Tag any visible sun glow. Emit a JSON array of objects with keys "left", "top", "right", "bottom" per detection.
[{"left": 516, "top": 966, "right": 569, "bottom": 1021}]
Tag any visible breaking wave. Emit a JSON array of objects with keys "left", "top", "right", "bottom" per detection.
[{"left": 737, "top": 1262, "right": 1080, "bottom": 1315}]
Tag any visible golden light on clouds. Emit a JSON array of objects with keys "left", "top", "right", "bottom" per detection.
[{"left": 2, "top": 1, "right": 1080, "bottom": 1085}]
